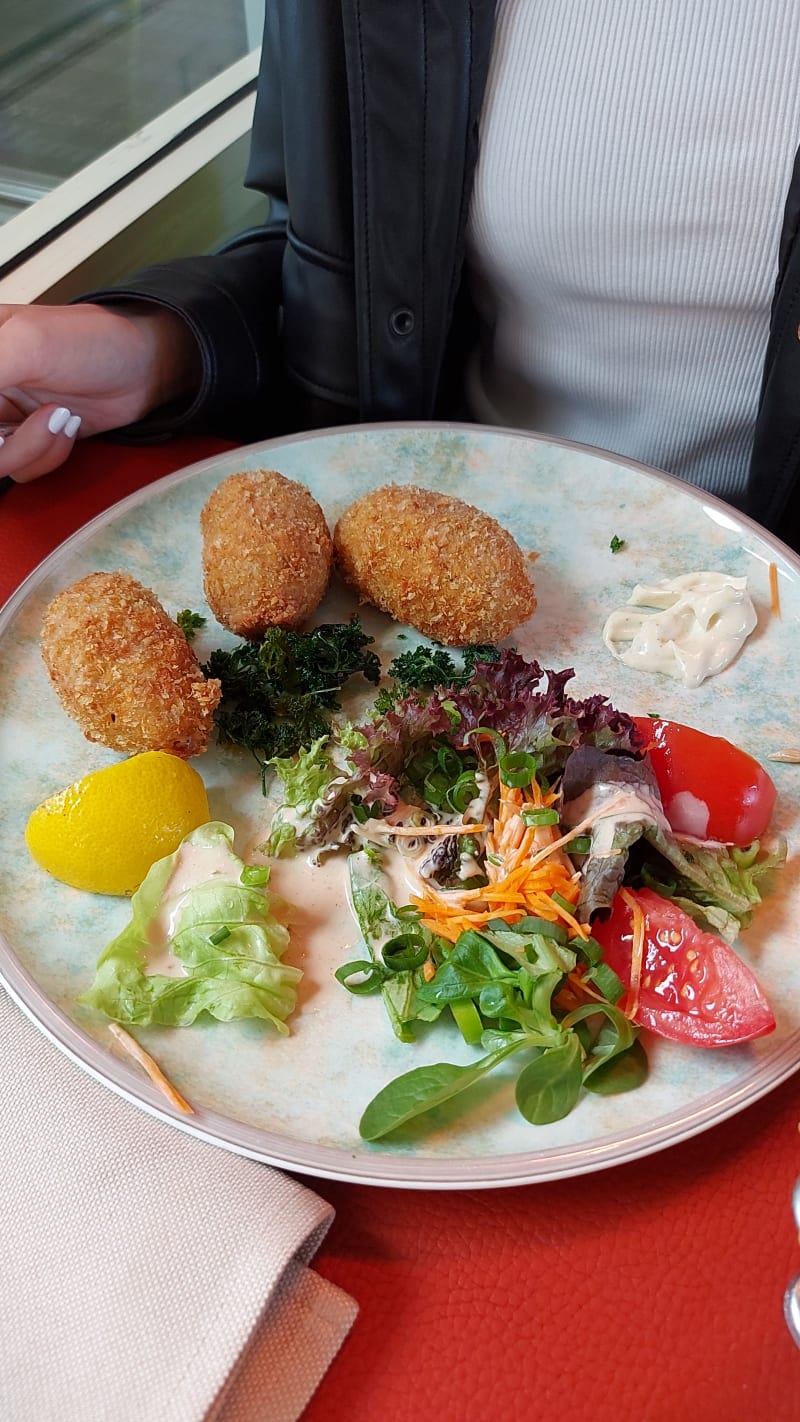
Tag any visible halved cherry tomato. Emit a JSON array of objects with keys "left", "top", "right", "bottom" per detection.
[
  {"left": 632, "top": 717, "right": 776, "bottom": 846},
  {"left": 592, "top": 888, "right": 775, "bottom": 1047}
]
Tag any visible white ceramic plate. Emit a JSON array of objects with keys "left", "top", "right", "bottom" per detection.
[{"left": 1, "top": 423, "right": 799, "bottom": 1189}]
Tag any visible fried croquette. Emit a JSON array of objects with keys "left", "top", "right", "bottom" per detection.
[
  {"left": 40, "top": 572, "right": 221, "bottom": 758},
  {"left": 333, "top": 484, "right": 536, "bottom": 644},
  {"left": 200, "top": 469, "right": 333, "bottom": 637}
]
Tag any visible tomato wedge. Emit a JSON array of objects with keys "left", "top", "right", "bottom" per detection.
[
  {"left": 592, "top": 888, "right": 775, "bottom": 1046},
  {"left": 632, "top": 717, "right": 776, "bottom": 846}
]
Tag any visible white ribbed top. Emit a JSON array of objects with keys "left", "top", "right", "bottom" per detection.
[{"left": 467, "top": 0, "right": 800, "bottom": 499}]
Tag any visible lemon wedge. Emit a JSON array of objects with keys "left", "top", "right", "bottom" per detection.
[{"left": 25, "top": 752, "right": 210, "bottom": 896}]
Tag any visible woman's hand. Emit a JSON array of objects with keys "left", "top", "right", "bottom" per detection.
[{"left": 0, "top": 302, "right": 201, "bottom": 483}]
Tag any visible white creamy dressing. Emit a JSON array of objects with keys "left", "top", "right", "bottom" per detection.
[
  {"left": 271, "top": 773, "right": 350, "bottom": 837},
  {"left": 261, "top": 786, "right": 485, "bottom": 973},
  {"left": 146, "top": 840, "right": 246, "bottom": 978},
  {"left": 271, "top": 804, "right": 306, "bottom": 834},
  {"left": 602, "top": 572, "right": 757, "bottom": 687},
  {"left": 458, "top": 852, "right": 483, "bottom": 880},
  {"left": 271, "top": 851, "right": 362, "bottom": 974},
  {"left": 562, "top": 782, "right": 670, "bottom": 857},
  {"left": 462, "top": 773, "right": 492, "bottom": 825}
]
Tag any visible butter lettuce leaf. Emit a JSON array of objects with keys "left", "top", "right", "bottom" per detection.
[{"left": 79, "top": 821, "right": 301, "bottom": 1031}]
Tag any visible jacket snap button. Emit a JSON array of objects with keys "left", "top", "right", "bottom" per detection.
[{"left": 389, "top": 307, "right": 415, "bottom": 337}]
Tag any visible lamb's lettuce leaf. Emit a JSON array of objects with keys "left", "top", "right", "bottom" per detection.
[{"left": 79, "top": 821, "right": 301, "bottom": 1030}]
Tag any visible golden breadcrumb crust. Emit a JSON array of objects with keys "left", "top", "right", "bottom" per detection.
[
  {"left": 40, "top": 571, "right": 221, "bottom": 758},
  {"left": 333, "top": 484, "right": 536, "bottom": 644},
  {"left": 200, "top": 468, "right": 333, "bottom": 637}
]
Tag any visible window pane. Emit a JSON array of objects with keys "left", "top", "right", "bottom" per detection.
[{"left": 0, "top": 0, "right": 262, "bottom": 226}]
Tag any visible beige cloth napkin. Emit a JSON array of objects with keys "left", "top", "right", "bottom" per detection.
[{"left": 0, "top": 989, "right": 357, "bottom": 1421}]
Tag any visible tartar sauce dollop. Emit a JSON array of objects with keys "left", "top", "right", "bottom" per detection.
[{"left": 602, "top": 571, "right": 757, "bottom": 687}]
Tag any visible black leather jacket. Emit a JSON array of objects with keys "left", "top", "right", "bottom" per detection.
[{"left": 103, "top": 0, "right": 800, "bottom": 549}]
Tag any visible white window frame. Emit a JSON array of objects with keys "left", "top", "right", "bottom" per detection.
[{"left": 0, "top": 52, "right": 259, "bottom": 303}]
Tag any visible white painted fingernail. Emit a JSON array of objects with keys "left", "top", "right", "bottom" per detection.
[
  {"left": 0, "top": 436, "right": 4, "bottom": 448},
  {"left": 47, "top": 407, "right": 71, "bottom": 435},
  {"left": 64, "top": 415, "right": 81, "bottom": 439}
]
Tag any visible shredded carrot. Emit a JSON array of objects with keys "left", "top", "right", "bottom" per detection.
[
  {"left": 565, "top": 970, "right": 607, "bottom": 1004},
  {"left": 411, "top": 773, "right": 592, "bottom": 943},
  {"left": 372, "top": 821, "right": 488, "bottom": 838},
  {"left": 769, "top": 561, "right": 781, "bottom": 617},
  {"left": 109, "top": 1023, "right": 194, "bottom": 1114},
  {"left": 620, "top": 888, "right": 646, "bottom": 1021}
]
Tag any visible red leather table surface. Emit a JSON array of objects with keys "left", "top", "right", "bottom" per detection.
[{"left": 3, "top": 437, "right": 800, "bottom": 1422}]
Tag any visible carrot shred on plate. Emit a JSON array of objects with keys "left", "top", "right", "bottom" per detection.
[
  {"left": 619, "top": 888, "right": 646, "bottom": 1021},
  {"left": 108, "top": 1023, "right": 194, "bottom": 1115},
  {"left": 769, "top": 562, "right": 781, "bottom": 617}
]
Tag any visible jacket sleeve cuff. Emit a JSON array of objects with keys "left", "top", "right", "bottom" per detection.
[{"left": 76, "top": 234, "right": 285, "bottom": 442}]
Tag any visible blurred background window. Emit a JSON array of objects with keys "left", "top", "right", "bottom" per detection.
[
  {"left": 1, "top": 0, "right": 263, "bottom": 223},
  {"left": 0, "top": 0, "right": 266, "bottom": 298}
]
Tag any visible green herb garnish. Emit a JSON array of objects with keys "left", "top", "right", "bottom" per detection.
[
  {"left": 609, "top": 534, "right": 626, "bottom": 554},
  {"left": 373, "top": 643, "right": 501, "bottom": 712},
  {"left": 177, "top": 609, "right": 207, "bottom": 640}
]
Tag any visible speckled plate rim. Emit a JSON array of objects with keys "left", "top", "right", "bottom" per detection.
[{"left": 1, "top": 420, "right": 799, "bottom": 1191}]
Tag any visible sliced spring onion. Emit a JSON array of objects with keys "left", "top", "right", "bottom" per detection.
[
  {"left": 446, "top": 772, "right": 480, "bottom": 813},
  {"left": 588, "top": 960, "right": 626, "bottom": 1004},
  {"left": 573, "top": 934, "right": 602, "bottom": 965},
  {"left": 521, "top": 807, "right": 559, "bottom": 827},
  {"left": 498, "top": 750, "right": 539, "bottom": 788},
  {"left": 382, "top": 933, "right": 429, "bottom": 973},
  {"left": 516, "top": 916, "right": 569, "bottom": 944},
  {"left": 209, "top": 926, "right": 231, "bottom": 945},
  {"left": 423, "top": 772, "right": 449, "bottom": 807},
  {"left": 552, "top": 891, "right": 576, "bottom": 915},
  {"left": 565, "top": 834, "right": 592, "bottom": 854},
  {"left": 335, "top": 960, "right": 386, "bottom": 994},
  {"left": 450, "top": 998, "right": 484, "bottom": 1046},
  {"left": 460, "top": 726, "right": 507, "bottom": 755},
  {"left": 394, "top": 903, "right": 424, "bottom": 921},
  {"left": 436, "top": 745, "right": 464, "bottom": 780}
]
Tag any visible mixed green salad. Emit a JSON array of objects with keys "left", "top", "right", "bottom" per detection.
[{"left": 84, "top": 620, "right": 785, "bottom": 1140}]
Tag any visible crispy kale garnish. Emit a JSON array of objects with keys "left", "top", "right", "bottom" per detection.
[
  {"left": 373, "top": 643, "right": 500, "bottom": 712},
  {"left": 202, "top": 618, "right": 380, "bottom": 788}
]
